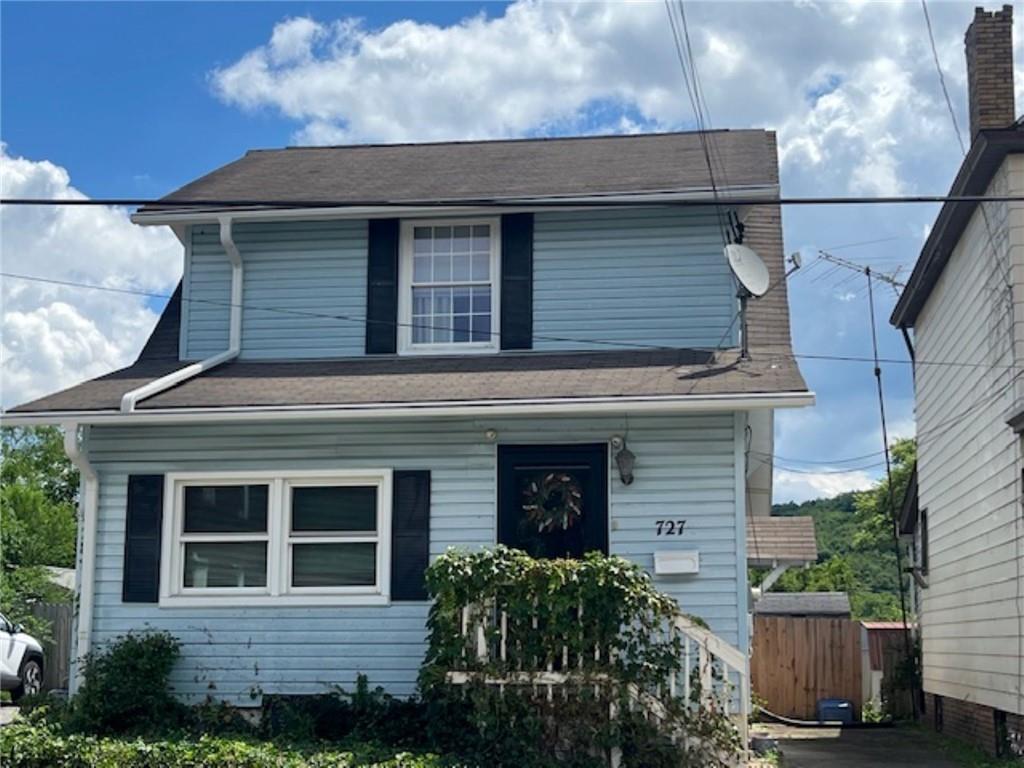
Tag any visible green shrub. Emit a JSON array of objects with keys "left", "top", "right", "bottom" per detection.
[
  {"left": 71, "top": 630, "right": 186, "bottom": 734},
  {"left": 421, "top": 546, "right": 743, "bottom": 767},
  {"left": 0, "top": 721, "right": 453, "bottom": 768}
]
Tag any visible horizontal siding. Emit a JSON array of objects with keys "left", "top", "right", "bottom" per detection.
[
  {"left": 914, "top": 156, "right": 1024, "bottom": 716},
  {"left": 182, "top": 221, "right": 368, "bottom": 360},
  {"left": 180, "top": 209, "right": 739, "bottom": 360},
  {"left": 532, "top": 208, "right": 736, "bottom": 350},
  {"left": 86, "top": 414, "right": 741, "bottom": 704}
]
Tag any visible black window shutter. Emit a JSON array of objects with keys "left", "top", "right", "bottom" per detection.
[
  {"left": 123, "top": 474, "right": 164, "bottom": 603},
  {"left": 366, "top": 218, "right": 400, "bottom": 354},
  {"left": 391, "top": 470, "right": 431, "bottom": 601},
  {"left": 500, "top": 213, "right": 533, "bottom": 350}
]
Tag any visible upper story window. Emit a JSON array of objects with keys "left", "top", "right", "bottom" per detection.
[{"left": 398, "top": 218, "right": 500, "bottom": 354}]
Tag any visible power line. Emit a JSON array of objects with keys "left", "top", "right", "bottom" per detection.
[
  {"left": 921, "top": 0, "right": 967, "bottom": 155},
  {"left": 11, "top": 270, "right": 1024, "bottom": 374},
  {"left": 4, "top": 194, "right": 1024, "bottom": 209}
]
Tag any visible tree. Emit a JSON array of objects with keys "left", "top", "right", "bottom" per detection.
[
  {"left": 1, "top": 427, "right": 78, "bottom": 639},
  {"left": 852, "top": 438, "right": 916, "bottom": 549}
]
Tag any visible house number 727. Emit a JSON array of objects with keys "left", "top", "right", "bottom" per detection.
[{"left": 655, "top": 520, "right": 686, "bottom": 536}]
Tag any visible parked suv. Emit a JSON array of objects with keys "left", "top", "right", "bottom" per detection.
[{"left": 0, "top": 613, "right": 44, "bottom": 702}]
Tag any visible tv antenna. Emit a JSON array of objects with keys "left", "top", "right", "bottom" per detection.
[{"left": 817, "top": 249, "right": 906, "bottom": 298}]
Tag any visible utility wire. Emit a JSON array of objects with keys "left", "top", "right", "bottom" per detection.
[
  {"left": 921, "top": 0, "right": 967, "bottom": 155},
  {"left": 11, "top": 270, "right": 1024, "bottom": 374},
  {"left": 4, "top": 194, "right": 1024, "bottom": 208}
]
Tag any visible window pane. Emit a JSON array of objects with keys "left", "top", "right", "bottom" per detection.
[
  {"left": 472, "top": 225, "right": 490, "bottom": 252},
  {"left": 472, "top": 287, "right": 491, "bottom": 313},
  {"left": 452, "top": 252, "right": 471, "bottom": 281},
  {"left": 184, "top": 485, "right": 268, "bottom": 533},
  {"left": 432, "top": 251, "right": 451, "bottom": 282},
  {"left": 292, "top": 486, "right": 377, "bottom": 532},
  {"left": 471, "top": 252, "right": 489, "bottom": 281},
  {"left": 412, "top": 287, "right": 432, "bottom": 316},
  {"left": 412, "top": 315, "right": 430, "bottom": 344},
  {"left": 453, "top": 287, "right": 471, "bottom": 314},
  {"left": 413, "top": 227, "right": 432, "bottom": 254},
  {"left": 471, "top": 314, "right": 490, "bottom": 342},
  {"left": 292, "top": 543, "right": 376, "bottom": 587},
  {"left": 452, "top": 226, "right": 471, "bottom": 253},
  {"left": 434, "top": 226, "right": 452, "bottom": 245},
  {"left": 453, "top": 314, "right": 470, "bottom": 343},
  {"left": 413, "top": 255, "right": 431, "bottom": 283},
  {"left": 184, "top": 542, "right": 267, "bottom": 588},
  {"left": 433, "top": 288, "right": 452, "bottom": 315}
]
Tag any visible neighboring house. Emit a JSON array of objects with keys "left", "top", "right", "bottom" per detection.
[
  {"left": 753, "top": 592, "right": 851, "bottom": 619},
  {"left": 6, "top": 130, "right": 813, "bottom": 706},
  {"left": 891, "top": 5, "right": 1024, "bottom": 757}
]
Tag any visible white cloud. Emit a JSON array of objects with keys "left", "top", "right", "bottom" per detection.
[
  {"left": 0, "top": 146, "right": 180, "bottom": 408},
  {"left": 773, "top": 468, "right": 875, "bottom": 504},
  {"left": 210, "top": 1, "right": 970, "bottom": 200}
]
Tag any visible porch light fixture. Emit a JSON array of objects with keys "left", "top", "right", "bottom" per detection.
[
  {"left": 611, "top": 435, "right": 635, "bottom": 486},
  {"left": 484, "top": 429, "right": 499, "bottom": 442}
]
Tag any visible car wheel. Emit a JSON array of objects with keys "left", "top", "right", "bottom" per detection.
[{"left": 11, "top": 659, "right": 43, "bottom": 702}]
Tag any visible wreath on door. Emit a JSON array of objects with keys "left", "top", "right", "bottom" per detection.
[{"left": 522, "top": 472, "right": 584, "bottom": 533}]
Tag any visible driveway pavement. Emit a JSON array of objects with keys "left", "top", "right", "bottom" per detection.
[{"left": 757, "top": 724, "right": 961, "bottom": 767}]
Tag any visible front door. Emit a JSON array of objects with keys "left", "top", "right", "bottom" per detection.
[{"left": 497, "top": 444, "right": 608, "bottom": 559}]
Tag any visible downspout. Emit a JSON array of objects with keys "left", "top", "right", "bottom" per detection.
[
  {"left": 120, "top": 215, "right": 243, "bottom": 412},
  {"left": 63, "top": 423, "right": 97, "bottom": 695}
]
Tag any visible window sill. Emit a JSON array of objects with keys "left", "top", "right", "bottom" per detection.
[
  {"left": 399, "top": 343, "right": 499, "bottom": 356},
  {"left": 157, "top": 593, "right": 391, "bottom": 608}
]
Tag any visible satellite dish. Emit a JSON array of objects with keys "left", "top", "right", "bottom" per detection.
[{"left": 724, "top": 243, "right": 771, "bottom": 297}]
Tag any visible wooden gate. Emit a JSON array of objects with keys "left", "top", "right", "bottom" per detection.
[
  {"left": 751, "top": 616, "right": 863, "bottom": 720},
  {"left": 30, "top": 602, "right": 73, "bottom": 691}
]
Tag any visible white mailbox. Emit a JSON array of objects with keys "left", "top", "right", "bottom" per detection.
[{"left": 654, "top": 550, "right": 700, "bottom": 576}]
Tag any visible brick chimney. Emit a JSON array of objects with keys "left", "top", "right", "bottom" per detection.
[{"left": 965, "top": 4, "right": 1015, "bottom": 141}]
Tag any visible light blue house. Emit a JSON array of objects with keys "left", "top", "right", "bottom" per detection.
[{"left": 7, "top": 131, "right": 813, "bottom": 705}]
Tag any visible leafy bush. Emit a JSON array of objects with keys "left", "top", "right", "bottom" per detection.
[
  {"left": 71, "top": 631, "right": 187, "bottom": 734},
  {"left": 421, "top": 546, "right": 742, "bottom": 767},
  {"left": 0, "top": 721, "right": 452, "bottom": 768},
  {"left": 262, "top": 675, "right": 429, "bottom": 746}
]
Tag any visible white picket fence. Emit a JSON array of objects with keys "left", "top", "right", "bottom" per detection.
[{"left": 446, "top": 604, "right": 750, "bottom": 766}]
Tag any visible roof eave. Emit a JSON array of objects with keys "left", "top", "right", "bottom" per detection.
[
  {"left": 129, "top": 185, "right": 780, "bottom": 226},
  {"left": 891, "top": 129, "right": 1024, "bottom": 329},
  {"left": 3, "top": 389, "right": 814, "bottom": 427}
]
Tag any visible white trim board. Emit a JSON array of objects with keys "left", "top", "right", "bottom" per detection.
[{"left": 3, "top": 391, "right": 816, "bottom": 427}]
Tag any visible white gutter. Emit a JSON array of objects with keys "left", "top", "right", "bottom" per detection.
[
  {"left": 4, "top": 391, "right": 816, "bottom": 427},
  {"left": 63, "top": 424, "right": 98, "bottom": 695},
  {"left": 129, "top": 185, "right": 779, "bottom": 227},
  {"left": 119, "top": 216, "right": 243, "bottom": 412}
]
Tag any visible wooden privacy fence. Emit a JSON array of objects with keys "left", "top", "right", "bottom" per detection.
[
  {"left": 30, "top": 602, "right": 72, "bottom": 691},
  {"left": 751, "top": 616, "right": 863, "bottom": 720}
]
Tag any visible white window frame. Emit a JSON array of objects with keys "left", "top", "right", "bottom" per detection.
[
  {"left": 160, "top": 469, "right": 392, "bottom": 607},
  {"left": 397, "top": 217, "right": 501, "bottom": 355}
]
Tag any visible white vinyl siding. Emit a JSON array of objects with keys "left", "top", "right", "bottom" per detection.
[
  {"left": 913, "top": 154, "right": 1024, "bottom": 716},
  {"left": 84, "top": 413, "right": 745, "bottom": 705}
]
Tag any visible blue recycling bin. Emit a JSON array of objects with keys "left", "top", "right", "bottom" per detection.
[{"left": 817, "top": 697, "right": 854, "bottom": 724}]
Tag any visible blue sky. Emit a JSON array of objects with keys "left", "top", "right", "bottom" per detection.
[{"left": 3, "top": 1, "right": 1018, "bottom": 501}]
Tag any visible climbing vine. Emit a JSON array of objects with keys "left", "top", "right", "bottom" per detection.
[{"left": 420, "top": 546, "right": 743, "bottom": 767}]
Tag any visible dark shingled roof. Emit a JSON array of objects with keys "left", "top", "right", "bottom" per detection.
[
  {"left": 754, "top": 592, "right": 852, "bottom": 617},
  {"left": 11, "top": 346, "right": 806, "bottom": 413},
  {"left": 10, "top": 130, "right": 806, "bottom": 417},
  {"left": 142, "top": 130, "right": 779, "bottom": 212}
]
